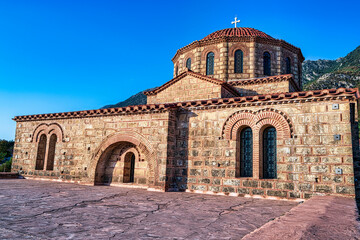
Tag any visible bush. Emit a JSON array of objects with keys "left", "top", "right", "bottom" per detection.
[{"left": 0, "top": 159, "right": 12, "bottom": 172}]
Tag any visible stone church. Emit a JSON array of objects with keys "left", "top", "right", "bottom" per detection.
[{"left": 12, "top": 25, "right": 360, "bottom": 200}]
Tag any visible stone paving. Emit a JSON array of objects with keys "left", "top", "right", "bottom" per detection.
[{"left": 0, "top": 179, "right": 298, "bottom": 239}]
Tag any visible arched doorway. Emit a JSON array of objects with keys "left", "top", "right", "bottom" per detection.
[{"left": 94, "top": 141, "right": 147, "bottom": 186}]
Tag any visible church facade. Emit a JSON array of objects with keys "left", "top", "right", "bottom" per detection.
[{"left": 12, "top": 27, "right": 359, "bottom": 200}]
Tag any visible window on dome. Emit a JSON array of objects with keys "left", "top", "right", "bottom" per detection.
[
  {"left": 239, "top": 127, "right": 253, "bottom": 177},
  {"left": 234, "top": 50, "right": 243, "bottom": 73},
  {"left": 186, "top": 58, "right": 191, "bottom": 70},
  {"left": 263, "top": 52, "right": 271, "bottom": 76},
  {"left": 206, "top": 52, "right": 214, "bottom": 75},
  {"left": 285, "top": 57, "right": 291, "bottom": 74},
  {"left": 175, "top": 66, "right": 178, "bottom": 76},
  {"left": 263, "top": 126, "right": 277, "bottom": 179}
]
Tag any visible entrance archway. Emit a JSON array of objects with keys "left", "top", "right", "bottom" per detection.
[{"left": 94, "top": 141, "right": 147, "bottom": 186}]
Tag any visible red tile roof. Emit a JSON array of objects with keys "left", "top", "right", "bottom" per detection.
[
  {"left": 143, "top": 70, "right": 240, "bottom": 97},
  {"left": 13, "top": 88, "right": 359, "bottom": 122},
  {"left": 202, "top": 28, "right": 274, "bottom": 40},
  {"left": 228, "top": 74, "right": 301, "bottom": 91}
]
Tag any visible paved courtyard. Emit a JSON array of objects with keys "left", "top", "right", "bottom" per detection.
[{"left": 0, "top": 179, "right": 298, "bottom": 239}]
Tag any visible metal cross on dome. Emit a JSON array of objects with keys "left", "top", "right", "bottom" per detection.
[{"left": 231, "top": 17, "right": 240, "bottom": 28}]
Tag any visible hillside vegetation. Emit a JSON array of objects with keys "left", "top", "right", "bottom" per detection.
[{"left": 303, "top": 45, "right": 360, "bottom": 90}]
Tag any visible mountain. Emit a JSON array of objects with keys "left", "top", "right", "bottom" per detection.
[
  {"left": 303, "top": 45, "right": 360, "bottom": 90},
  {"left": 102, "top": 90, "right": 148, "bottom": 109},
  {"left": 102, "top": 46, "right": 360, "bottom": 109}
]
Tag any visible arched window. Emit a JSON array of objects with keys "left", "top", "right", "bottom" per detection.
[
  {"left": 285, "top": 57, "right": 291, "bottom": 74},
  {"left": 206, "top": 52, "right": 214, "bottom": 75},
  {"left": 175, "top": 66, "right": 179, "bottom": 76},
  {"left": 46, "top": 134, "right": 57, "bottom": 171},
  {"left": 234, "top": 50, "right": 243, "bottom": 73},
  {"left": 263, "top": 127, "right": 277, "bottom": 179},
  {"left": 186, "top": 58, "right": 191, "bottom": 70},
  {"left": 35, "top": 134, "right": 47, "bottom": 170},
  {"left": 263, "top": 52, "right": 271, "bottom": 76},
  {"left": 240, "top": 127, "right": 253, "bottom": 177}
]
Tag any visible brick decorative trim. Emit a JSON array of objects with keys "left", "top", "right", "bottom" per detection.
[
  {"left": 32, "top": 123, "right": 64, "bottom": 142},
  {"left": 200, "top": 46, "right": 220, "bottom": 61},
  {"left": 13, "top": 88, "right": 360, "bottom": 122},
  {"left": 222, "top": 108, "right": 293, "bottom": 140},
  {"left": 228, "top": 45, "right": 249, "bottom": 58}
]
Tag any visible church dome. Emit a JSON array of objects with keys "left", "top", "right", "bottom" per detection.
[{"left": 202, "top": 27, "right": 274, "bottom": 40}]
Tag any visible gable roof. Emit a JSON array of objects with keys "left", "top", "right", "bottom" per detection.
[
  {"left": 228, "top": 74, "right": 301, "bottom": 91},
  {"left": 143, "top": 70, "right": 241, "bottom": 97}
]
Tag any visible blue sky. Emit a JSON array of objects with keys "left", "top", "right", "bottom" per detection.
[{"left": 1, "top": 0, "right": 359, "bottom": 140}]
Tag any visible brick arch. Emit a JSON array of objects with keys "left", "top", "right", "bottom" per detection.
[
  {"left": 183, "top": 53, "right": 194, "bottom": 68},
  {"left": 32, "top": 123, "right": 64, "bottom": 143},
  {"left": 90, "top": 131, "right": 157, "bottom": 187},
  {"left": 222, "top": 110, "right": 256, "bottom": 140},
  {"left": 253, "top": 109, "right": 293, "bottom": 138},
  {"left": 222, "top": 108, "right": 293, "bottom": 140},
  {"left": 201, "top": 45, "right": 220, "bottom": 61},
  {"left": 228, "top": 44, "right": 249, "bottom": 58}
]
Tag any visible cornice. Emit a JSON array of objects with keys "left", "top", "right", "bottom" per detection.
[{"left": 13, "top": 88, "right": 359, "bottom": 122}]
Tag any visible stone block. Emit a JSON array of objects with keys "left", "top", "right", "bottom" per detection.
[
  {"left": 189, "top": 169, "right": 201, "bottom": 176},
  {"left": 261, "top": 181, "right": 273, "bottom": 188},
  {"left": 304, "top": 174, "right": 317, "bottom": 182},
  {"left": 243, "top": 180, "right": 258, "bottom": 188},
  {"left": 213, "top": 179, "right": 221, "bottom": 185},
  {"left": 191, "top": 185, "right": 206, "bottom": 191},
  {"left": 223, "top": 179, "right": 240, "bottom": 186},
  {"left": 288, "top": 173, "right": 299, "bottom": 181},
  {"left": 299, "top": 183, "right": 312, "bottom": 191},
  {"left": 315, "top": 185, "right": 332, "bottom": 193},
  {"left": 303, "top": 157, "right": 320, "bottom": 163},
  {"left": 285, "top": 156, "right": 299, "bottom": 163},
  {"left": 252, "top": 189, "right": 264, "bottom": 195},
  {"left": 295, "top": 147, "right": 311, "bottom": 156},
  {"left": 321, "top": 157, "right": 342, "bottom": 164},
  {"left": 322, "top": 175, "right": 343, "bottom": 183},
  {"left": 211, "top": 169, "right": 225, "bottom": 177},
  {"left": 336, "top": 185, "right": 355, "bottom": 195},
  {"left": 310, "top": 165, "right": 329, "bottom": 173},
  {"left": 276, "top": 182, "right": 294, "bottom": 190},
  {"left": 313, "top": 147, "right": 327, "bottom": 155},
  {"left": 289, "top": 192, "right": 301, "bottom": 198},
  {"left": 267, "top": 190, "right": 288, "bottom": 198},
  {"left": 209, "top": 186, "right": 220, "bottom": 192},
  {"left": 199, "top": 178, "right": 210, "bottom": 184},
  {"left": 237, "top": 188, "right": 250, "bottom": 194},
  {"left": 222, "top": 187, "right": 235, "bottom": 193}
]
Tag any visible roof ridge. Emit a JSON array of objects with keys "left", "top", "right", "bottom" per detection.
[
  {"left": 144, "top": 70, "right": 225, "bottom": 96},
  {"left": 13, "top": 88, "right": 359, "bottom": 122}
]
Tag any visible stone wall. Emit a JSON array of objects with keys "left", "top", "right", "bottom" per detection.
[
  {"left": 168, "top": 99, "right": 357, "bottom": 199},
  {"left": 12, "top": 111, "right": 173, "bottom": 190}
]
